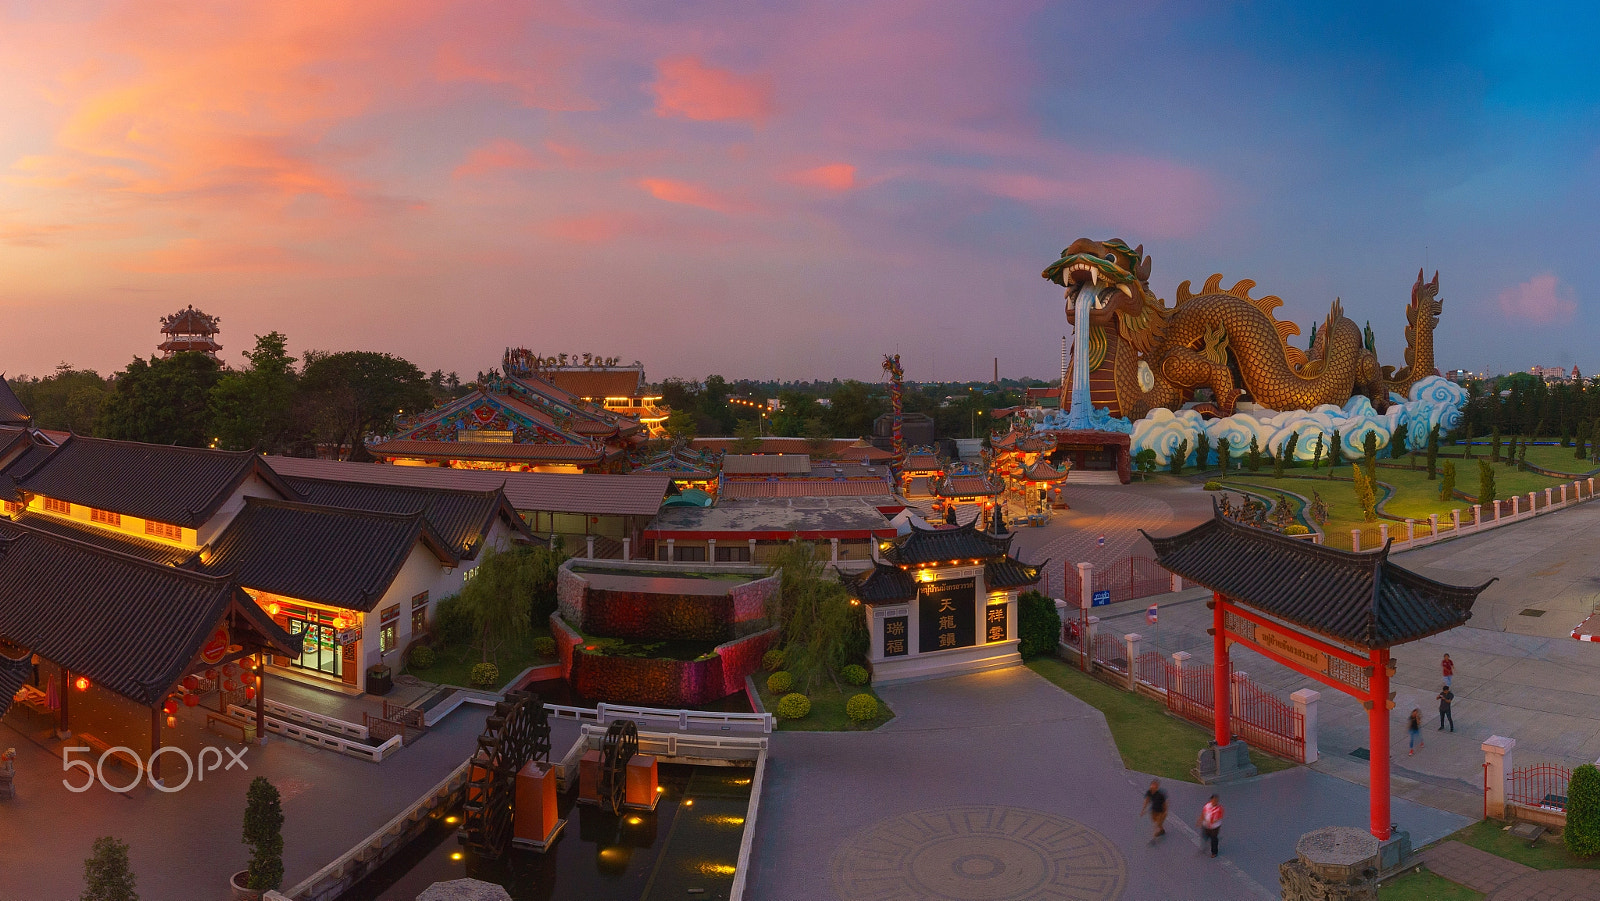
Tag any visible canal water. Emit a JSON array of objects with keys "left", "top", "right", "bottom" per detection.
[{"left": 342, "top": 763, "right": 752, "bottom": 901}]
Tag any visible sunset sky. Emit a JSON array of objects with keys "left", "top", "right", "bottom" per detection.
[{"left": 2, "top": 1, "right": 1598, "bottom": 384}]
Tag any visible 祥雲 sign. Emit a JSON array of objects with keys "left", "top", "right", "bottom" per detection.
[
  {"left": 985, "top": 603, "right": 1008, "bottom": 644},
  {"left": 919, "top": 578, "right": 976, "bottom": 653}
]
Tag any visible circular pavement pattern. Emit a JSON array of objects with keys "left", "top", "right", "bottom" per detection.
[{"left": 831, "top": 805, "right": 1128, "bottom": 901}]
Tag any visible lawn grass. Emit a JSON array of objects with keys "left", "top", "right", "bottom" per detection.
[
  {"left": 754, "top": 669, "right": 894, "bottom": 731},
  {"left": 1459, "top": 437, "right": 1600, "bottom": 477},
  {"left": 1026, "top": 656, "right": 1296, "bottom": 782},
  {"left": 406, "top": 626, "right": 554, "bottom": 691},
  {"left": 1450, "top": 819, "right": 1600, "bottom": 871},
  {"left": 1378, "top": 868, "right": 1483, "bottom": 900}
]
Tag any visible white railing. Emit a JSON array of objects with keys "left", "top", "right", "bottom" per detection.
[
  {"left": 1356, "top": 477, "right": 1597, "bottom": 554},
  {"left": 595, "top": 702, "right": 772, "bottom": 734},
  {"left": 261, "top": 698, "right": 368, "bottom": 740},
  {"left": 577, "top": 723, "right": 767, "bottom": 761},
  {"left": 226, "top": 705, "right": 401, "bottom": 763}
]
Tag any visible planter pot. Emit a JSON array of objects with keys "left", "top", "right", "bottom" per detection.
[{"left": 229, "top": 870, "right": 263, "bottom": 901}]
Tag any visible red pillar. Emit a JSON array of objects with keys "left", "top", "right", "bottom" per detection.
[
  {"left": 254, "top": 655, "right": 266, "bottom": 743},
  {"left": 59, "top": 668, "right": 70, "bottom": 735},
  {"left": 1212, "top": 593, "right": 1231, "bottom": 746},
  {"left": 1368, "top": 648, "right": 1392, "bottom": 840},
  {"left": 150, "top": 704, "right": 162, "bottom": 785}
]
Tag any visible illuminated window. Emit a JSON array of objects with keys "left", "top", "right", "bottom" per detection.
[
  {"left": 463, "top": 566, "right": 480, "bottom": 583},
  {"left": 411, "top": 591, "right": 429, "bottom": 636},
  {"left": 89, "top": 508, "right": 121, "bottom": 527},
  {"left": 2, "top": 501, "right": 20, "bottom": 516},
  {"left": 42, "top": 497, "right": 70, "bottom": 515},
  {"left": 380, "top": 605, "right": 400, "bottom": 654},
  {"left": 144, "top": 520, "right": 182, "bottom": 541}
]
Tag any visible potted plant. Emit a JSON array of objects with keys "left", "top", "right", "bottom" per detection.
[{"left": 231, "top": 776, "right": 283, "bottom": 900}]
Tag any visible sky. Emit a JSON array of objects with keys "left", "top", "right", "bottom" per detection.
[{"left": 2, "top": 1, "right": 1599, "bottom": 385}]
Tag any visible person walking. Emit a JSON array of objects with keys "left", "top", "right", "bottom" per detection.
[
  {"left": 1141, "top": 780, "right": 1168, "bottom": 839},
  {"left": 1442, "top": 653, "right": 1454, "bottom": 688},
  {"left": 1408, "top": 708, "right": 1424, "bottom": 755},
  {"left": 1437, "top": 685, "right": 1455, "bottom": 732},
  {"left": 1198, "top": 794, "right": 1224, "bottom": 858}
]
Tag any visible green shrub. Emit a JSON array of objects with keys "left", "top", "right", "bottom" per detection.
[
  {"left": 407, "top": 645, "right": 435, "bottom": 670},
  {"left": 841, "top": 664, "right": 869, "bottom": 686},
  {"left": 532, "top": 637, "right": 556, "bottom": 658},
  {"left": 845, "top": 693, "right": 879, "bottom": 723},
  {"left": 1168, "top": 439, "right": 1188, "bottom": 476},
  {"left": 1216, "top": 437, "right": 1232, "bottom": 473},
  {"left": 776, "top": 692, "right": 811, "bottom": 720},
  {"left": 766, "top": 671, "right": 794, "bottom": 694},
  {"left": 1284, "top": 524, "right": 1310, "bottom": 536},
  {"left": 470, "top": 662, "right": 500, "bottom": 688},
  {"left": 81, "top": 836, "right": 138, "bottom": 901},
  {"left": 1018, "top": 590, "right": 1061, "bottom": 660},
  {"left": 243, "top": 777, "right": 284, "bottom": 891},
  {"left": 1203, "top": 480, "right": 1222, "bottom": 491},
  {"left": 1438, "top": 460, "right": 1456, "bottom": 501},
  {"left": 762, "top": 648, "right": 785, "bottom": 672},
  {"left": 1566, "top": 763, "right": 1600, "bottom": 857},
  {"left": 1247, "top": 436, "right": 1261, "bottom": 472},
  {"left": 432, "top": 594, "right": 472, "bottom": 646},
  {"left": 1478, "top": 460, "right": 1497, "bottom": 508}
]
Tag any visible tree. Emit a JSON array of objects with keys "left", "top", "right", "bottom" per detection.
[
  {"left": 1216, "top": 437, "right": 1231, "bottom": 474},
  {"left": 1490, "top": 426, "right": 1501, "bottom": 462},
  {"left": 1478, "top": 460, "right": 1496, "bottom": 509},
  {"left": 457, "top": 544, "right": 564, "bottom": 663},
  {"left": 1390, "top": 423, "right": 1409, "bottom": 459},
  {"left": 97, "top": 352, "right": 222, "bottom": 446},
  {"left": 1438, "top": 460, "right": 1456, "bottom": 501},
  {"left": 1017, "top": 590, "right": 1061, "bottom": 659},
  {"left": 1578, "top": 421, "right": 1591, "bottom": 460},
  {"left": 81, "top": 836, "right": 138, "bottom": 901},
  {"left": 1426, "top": 424, "right": 1440, "bottom": 480},
  {"left": 296, "top": 351, "right": 431, "bottom": 461},
  {"left": 210, "top": 332, "right": 297, "bottom": 452},
  {"left": 729, "top": 419, "right": 763, "bottom": 454},
  {"left": 1566, "top": 763, "right": 1600, "bottom": 857},
  {"left": 1247, "top": 436, "right": 1261, "bottom": 472},
  {"left": 1135, "top": 448, "right": 1157, "bottom": 480},
  {"left": 823, "top": 380, "right": 885, "bottom": 440},
  {"left": 10, "top": 365, "right": 110, "bottom": 434},
  {"left": 802, "top": 417, "right": 833, "bottom": 455},
  {"left": 1311, "top": 433, "right": 1324, "bottom": 471},
  {"left": 242, "top": 777, "right": 285, "bottom": 891},
  {"left": 664, "top": 409, "right": 698, "bottom": 441},
  {"left": 1169, "top": 439, "right": 1188, "bottom": 476},
  {"left": 768, "top": 541, "right": 867, "bottom": 692},
  {"left": 1351, "top": 463, "right": 1378, "bottom": 522},
  {"left": 1273, "top": 432, "right": 1297, "bottom": 478},
  {"left": 1194, "top": 433, "right": 1211, "bottom": 471}
]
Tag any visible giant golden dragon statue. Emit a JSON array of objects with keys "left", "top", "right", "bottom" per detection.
[{"left": 1043, "top": 238, "right": 1442, "bottom": 420}]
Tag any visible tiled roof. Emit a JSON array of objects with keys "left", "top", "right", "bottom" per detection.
[
  {"left": 264, "top": 456, "right": 673, "bottom": 516},
  {"left": 691, "top": 437, "right": 893, "bottom": 459},
  {"left": 903, "top": 452, "right": 943, "bottom": 472},
  {"left": 843, "top": 564, "right": 918, "bottom": 603},
  {"left": 0, "top": 648, "right": 29, "bottom": 718},
  {"left": 282, "top": 476, "right": 530, "bottom": 559},
  {"left": 0, "top": 441, "right": 55, "bottom": 477},
  {"left": 932, "top": 473, "right": 1001, "bottom": 497},
  {"left": 645, "top": 497, "right": 896, "bottom": 540},
  {"left": 720, "top": 480, "right": 895, "bottom": 499},
  {"left": 722, "top": 454, "right": 811, "bottom": 475},
  {"left": 0, "top": 521, "right": 299, "bottom": 706},
  {"left": 371, "top": 439, "right": 607, "bottom": 464},
  {"left": 9, "top": 512, "right": 198, "bottom": 566},
  {"left": 1144, "top": 511, "right": 1492, "bottom": 649},
  {"left": 1022, "top": 460, "right": 1068, "bottom": 482},
  {"left": 202, "top": 498, "right": 457, "bottom": 612},
  {"left": 0, "top": 377, "right": 28, "bottom": 425},
  {"left": 881, "top": 520, "right": 1014, "bottom": 566},
  {"left": 985, "top": 558, "right": 1042, "bottom": 590},
  {"left": 13, "top": 435, "right": 297, "bottom": 528}
]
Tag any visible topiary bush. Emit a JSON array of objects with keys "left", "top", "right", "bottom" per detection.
[
  {"left": 762, "top": 648, "right": 784, "bottom": 672},
  {"left": 1567, "top": 763, "right": 1600, "bottom": 857},
  {"left": 776, "top": 692, "right": 811, "bottom": 720},
  {"left": 532, "top": 637, "right": 556, "bottom": 658},
  {"left": 408, "top": 645, "right": 435, "bottom": 670},
  {"left": 1284, "top": 524, "right": 1310, "bottom": 536},
  {"left": 845, "top": 693, "right": 879, "bottom": 723},
  {"left": 766, "top": 671, "right": 794, "bottom": 694},
  {"left": 1203, "top": 480, "right": 1222, "bottom": 491},
  {"left": 841, "top": 664, "right": 869, "bottom": 686},
  {"left": 470, "top": 662, "right": 500, "bottom": 688},
  {"left": 1018, "top": 590, "right": 1061, "bottom": 659}
]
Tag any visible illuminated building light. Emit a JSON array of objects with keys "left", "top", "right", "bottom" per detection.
[
  {"left": 697, "top": 863, "right": 737, "bottom": 876},
  {"left": 706, "top": 815, "right": 745, "bottom": 826},
  {"left": 444, "top": 816, "right": 458, "bottom": 825},
  {"left": 626, "top": 816, "right": 643, "bottom": 825},
  {"left": 74, "top": 677, "right": 89, "bottom": 692},
  {"left": 450, "top": 852, "right": 463, "bottom": 862},
  {"left": 684, "top": 799, "right": 693, "bottom": 806}
]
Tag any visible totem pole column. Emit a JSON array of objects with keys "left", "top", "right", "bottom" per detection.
[
  {"left": 1212, "top": 593, "right": 1231, "bottom": 747},
  {"left": 1368, "top": 648, "right": 1392, "bottom": 840}
]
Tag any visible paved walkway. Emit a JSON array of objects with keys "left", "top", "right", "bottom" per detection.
[
  {"left": 1422, "top": 840, "right": 1536, "bottom": 894},
  {"left": 746, "top": 666, "right": 1467, "bottom": 900}
]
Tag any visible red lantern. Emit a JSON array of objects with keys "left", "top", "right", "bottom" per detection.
[
  {"left": 224, "top": 680, "right": 238, "bottom": 692},
  {"left": 163, "top": 699, "right": 178, "bottom": 716},
  {"left": 205, "top": 668, "right": 217, "bottom": 680},
  {"left": 183, "top": 675, "right": 199, "bottom": 692},
  {"left": 184, "top": 694, "right": 199, "bottom": 707},
  {"left": 73, "top": 676, "right": 89, "bottom": 692},
  {"left": 245, "top": 686, "right": 256, "bottom": 701}
]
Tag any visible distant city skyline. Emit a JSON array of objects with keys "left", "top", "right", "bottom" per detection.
[{"left": 3, "top": 2, "right": 1599, "bottom": 384}]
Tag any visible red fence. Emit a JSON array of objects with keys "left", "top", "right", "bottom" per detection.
[
  {"left": 1162, "top": 661, "right": 1306, "bottom": 763},
  {"left": 1091, "top": 633, "right": 1126, "bottom": 673},
  {"left": 1061, "top": 557, "right": 1172, "bottom": 607},
  {"left": 1507, "top": 764, "right": 1571, "bottom": 810},
  {"left": 1136, "top": 650, "right": 1169, "bottom": 693}
]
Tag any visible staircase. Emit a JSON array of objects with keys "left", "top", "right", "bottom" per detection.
[{"left": 1068, "top": 470, "right": 1123, "bottom": 485}]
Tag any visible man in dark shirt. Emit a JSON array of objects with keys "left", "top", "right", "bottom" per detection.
[
  {"left": 1141, "top": 779, "right": 1168, "bottom": 838},
  {"left": 1438, "top": 685, "right": 1454, "bottom": 732}
]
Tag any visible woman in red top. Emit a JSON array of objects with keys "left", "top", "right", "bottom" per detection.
[{"left": 1442, "top": 653, "right": 1453, "bottom": 688}]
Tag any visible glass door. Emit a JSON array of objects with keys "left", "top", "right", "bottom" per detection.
[{"left": 285, "top": 616, "right": 343, "bottom": 679}]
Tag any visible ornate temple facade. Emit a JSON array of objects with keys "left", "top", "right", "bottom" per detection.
[{"left": 157, "top": 306, "right": 222, "bottom": 360}]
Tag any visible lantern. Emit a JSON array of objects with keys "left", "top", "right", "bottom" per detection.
[
  {"left": 205, "top": 668, "right": 217, "bottom": 680},
  {"left": 163, "top": 699, "right": 178, "bottom": 716},
  {"left": 333, "top": 617, "right": 347, "bottom": 630},
  {"left": 222, "top": 664, "right": 238, "bottom": 679},
  {"left": 224, "top": 680, "right": 238, "bottom": 692},
  {"left": 182, "top": 675, "right": 199, "bottom": 692},
  {"left": 267, "top": 602, "right": 280, "bottom": 615},
  {"left": 73, "top": 676, "right": 89, "bottom": 692},
  {"left": 184, "top": 693, "right": 198, "bottom": 707},
  {"left": 245, "top": 686, "right": 256, "bottom": 701},
  {"left": 166, "top": 715, "right": 177, "bottom": 729}
]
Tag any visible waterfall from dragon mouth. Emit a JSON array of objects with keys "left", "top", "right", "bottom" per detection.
[{"left": 1065, "top": 285, "right": 1095, "bottom": 421}]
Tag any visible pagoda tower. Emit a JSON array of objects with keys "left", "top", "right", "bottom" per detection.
[{"left": 158, "top": 306, "right": 221, "bottom": 360}]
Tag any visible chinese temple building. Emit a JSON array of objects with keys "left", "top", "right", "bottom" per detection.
[
  {"left": 718, "top": 454, "right": 897, "bottom": 501},
  {"left": 502, "top": 349, "right": 669, "bottom": 438},
  {"left": 929, "top": 463, "right": 1003, "bottom": 525},
  {"left": 645, "top": 496, "right": 899, "bottom": 565},
  {"left": 899, "top": 446, "right": 945, "bottom": 496},
  {"left": 157, "top": 305, "right": 222, "bottom": 360},
  {"left": 844, "top": 520, "right": 1040, "bottom": 683},
  {"left": 632, "top": 445, "right": 718, "bottom": 493},
  {"left": 992, "top": 419, "right": 1130, "bottom": 485}
]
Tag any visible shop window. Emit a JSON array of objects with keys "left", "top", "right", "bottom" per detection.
[
  {"left": 673, "top": 545, "right": 707, "bottom": 562},
  {"left": 380, "top": 605, "right": 400, "bottom": 654},
  {"left": 144, "top": 520, "right": 182, "bottom": 541},
  {"left": 42, "top": 497, "right": 69, "bottom": 515},
  {"left": 714, "top": 545, "right": 751, "bottom": 562},
  {"left": 411, "top": 591, "right": 429, "bottom": 637},
  {"left": 89, "top": 508, "right": 121, "bottom": 527},
  {"left": 463, "top": 565, "right": 479, "bottom": 583},
  {"left": 3, "top": 501, "right": 20, "bottom": 516}
]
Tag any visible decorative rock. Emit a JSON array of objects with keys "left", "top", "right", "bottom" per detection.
[
  {"left": 416, "top": 878, "right": 513, "bottom": 901},
  {"left": 1279, "top": 826, "right": 1379, "bottom": 901}
]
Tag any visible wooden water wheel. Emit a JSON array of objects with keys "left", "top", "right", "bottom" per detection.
[
  {"left": 597, "top": 719, "right": 639, "bottom": 815},
  {"left": 460, "top": 691, "right": 550, "bottom": 857}
]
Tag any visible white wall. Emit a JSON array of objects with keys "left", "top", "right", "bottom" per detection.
[{"left": 198, "top": 471, "right": 291, "bottom": 546}]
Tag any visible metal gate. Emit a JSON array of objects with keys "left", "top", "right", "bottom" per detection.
[{"left": 1163, "top": 662, "right": 1306, "bottom": 763}]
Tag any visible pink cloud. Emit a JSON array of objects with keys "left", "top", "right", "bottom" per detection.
[
  {"left": 453, "top": 139, "right": 547, "bottom": 179},
  {"left": 124, "top": 238, "right": 309, "bottom": 274},
  {"left": 637, "top": 177, "right": 755, "bottom": 215},
  {"left": 789, "top": 163, "right": 856, "bottom": 192},
  {"left": 650, "top": 57, "right": 773, "bottom": 124},
  {"left": 1497, "top": 274, "right": 1577, "bottom": 324},
  {"left": 536, "top": 210, "right": 738, "bottom": 245}
]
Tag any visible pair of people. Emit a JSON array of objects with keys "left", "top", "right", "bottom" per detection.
[
  {"left": 1407, "top": 685, "right": 1456, "bottom": 754},
  {"left": 1141, "top": 781, "right": 1225, "bottom": 858}
]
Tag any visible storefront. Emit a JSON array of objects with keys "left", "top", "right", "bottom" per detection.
[{"left": 255, "top": 594, "right": 361, "bottom": 688}]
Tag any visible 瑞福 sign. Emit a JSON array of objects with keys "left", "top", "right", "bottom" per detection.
[{"left": 883, "top": 615, "right": 908, "bottom": 658}]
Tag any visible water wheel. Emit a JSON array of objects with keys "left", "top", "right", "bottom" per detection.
[
  {"left": 460, "top": 691, "right": 549, "bottom": 857},
  {"left": 597, "top": 720, "right": 639, "bottom": 815}
]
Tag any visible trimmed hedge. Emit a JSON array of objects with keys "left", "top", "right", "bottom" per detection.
[
  {"left": 532, "top": 637, "right": 556, "bottom": 658},
  {"left": 408, "top": 645, "right": 435, "bottom": 670},
  {"left": 776, "top": 693, "right": 811, "bottom": 720},
  {"left": 1203, "top": 481, "right": 1222, "bottom": 491},
  {"left": 470, "top": 662, "right": 499, "bottom": 688},
  {"left": 1285, "top": 524, "right": 1310, "bottom": 536},
  {"left": 1567, "top": 763, "right": 1600, "bottom": 857},
  {"left": 762, "top": 648, "right": 785, "bottom": 672},
  {"left": 841, "top": 664, "right": 869, "bottom": 686},
  {"left": 845, "top": 693, "right": 879, "bottom": 722},
  {"left": 766, "top": 671, "right": 794, "bottom": 695},
  {"left": 1018, "top": 591, "right": 1061, "bottom": 659}
]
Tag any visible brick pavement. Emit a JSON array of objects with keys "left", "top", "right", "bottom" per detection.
[
  {"left": 1488, "top": 869, "right": 1600, "bottom": 900},
  {"left": 1421, "top": 840, "right": 1535, "bottom": 893}
]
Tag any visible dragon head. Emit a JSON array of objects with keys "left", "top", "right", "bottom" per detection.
[{"left": 1042, "top": 238, "right": 1154, "bottom": 328}]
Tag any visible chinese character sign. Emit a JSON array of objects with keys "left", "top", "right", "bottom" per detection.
[
  {"left": 918, "top": 577, "right": 976, "bottom": 653},
  {"left": 883, "top": 615, "right": 909, "bottom": 658},
  {"left": 986, "top": 603, "right": 1009, "bottom": 643}
]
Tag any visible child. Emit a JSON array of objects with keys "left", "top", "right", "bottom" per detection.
[{"left": 1408, "top": 708, "right": 1423, "bottom": 755}]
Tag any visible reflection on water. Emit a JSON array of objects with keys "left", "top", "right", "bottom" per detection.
[
  {"left": 517, "top": 678, "right": 754, "bottom": 714},
  {"left": 343, "top": 763, "right": 751, "bottom": 901}
]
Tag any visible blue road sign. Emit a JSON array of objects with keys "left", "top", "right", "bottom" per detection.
[{"left": 1091, "top": 589, "right": 1112, "bottom": 607}]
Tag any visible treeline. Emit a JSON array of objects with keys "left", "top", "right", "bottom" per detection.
[
  {"left": 1460, "top": 373, "right": 1600, "bottom": 441},
  {"left": 11, "top": 334, "right": 461, "bottom": 459}
]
